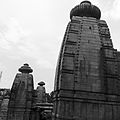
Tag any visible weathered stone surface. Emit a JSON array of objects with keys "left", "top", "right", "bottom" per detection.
[
  {"left": 36, "top": 81, "right": 46, "bottom": 103},
  {"left": 0, "top": 96, "right": 9, "bottom": 120},
  {"left": 0, "top": 89, "right": 10, "bottom": 120},
  {"left": 53, "top": 1, "right": 120, "bottom": 120},
  {"left": 7, "top": 64, "right": 34, "bottom": 120},
  {"left": 30, "top": 82, "right": 53, "bottom": 120}
]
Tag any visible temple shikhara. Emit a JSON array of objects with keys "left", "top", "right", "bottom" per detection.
[
  {"left": 0, "top": 1, "right": 120, "bottom": 120},
  {"left": 53, "top": 1, "right": 120, "bottom": 120}
]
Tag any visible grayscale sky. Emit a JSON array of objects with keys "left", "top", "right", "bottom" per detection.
[{"left": 0, "top": 0, "right": 120, "bottom": 92}]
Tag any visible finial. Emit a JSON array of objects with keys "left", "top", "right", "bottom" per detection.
[
  {"left": 38, "top": 81, "right": 45, "bottom": 86},
  {"left": 18, "top": 63, "right": 33, "bottom": 74},
  {"left": 80, "top": 1, "right": 91, "bottom": 5},
  {"left": 70, "top": 1, "right": 101, "bottom": 20}
]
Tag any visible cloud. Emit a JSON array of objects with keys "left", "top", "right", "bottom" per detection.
[
  {"left": 4, "top": 18, "right": 25, "bottom": 44},
  {"left": 0, "top": 32, "right": 11, "bottom": 50},
  {"left": 103, "top": 0, "right": 120, "bottom": 20},
  {"left": 91, "top": 0, "right": 100, "bottom": 5},
  {"left": 18, "top": 39, "right": 54, "bottom": 69},
  {"left": 36, "top": 59, "right": 53, "bottom": 69},
  {"left": 0, "top": 17, "right": 55, "bottom": 70},
  {"left": 0, "top": 17, "right": 26, "bottom": 50},
  {"left": 111, "top": 0, "right": 120, "bottom": 19}
]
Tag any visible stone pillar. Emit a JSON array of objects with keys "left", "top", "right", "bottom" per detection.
[{"left": 7, "top": 63, "right": 34, "bottom": 120}]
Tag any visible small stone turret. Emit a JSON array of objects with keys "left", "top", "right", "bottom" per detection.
[
  {"left": 38, "top": 81, "right": 45, "bottom": 86},
  {"left": 36, "top": 81, "right": 46, "bottom": 103},
  {"left": 7, "top": 64, "right": 34, "bottom": 120},
  {"left": 30, "top": 81, "right": 53, "bottom": 120}
]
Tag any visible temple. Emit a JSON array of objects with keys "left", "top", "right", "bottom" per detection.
[
  {"left": 0, "top": 1, "right": 120, "bottom": 120},
  {"left": 53, "top": 1, "right": 120, "bottom": 120},
  {"left": 1, "top": 64, "right": 53, "bottom": 120}
]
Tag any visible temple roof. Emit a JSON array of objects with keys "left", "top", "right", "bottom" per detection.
[
  {"left": 18, "top": 63, "right": 33, "bottom": 74},
  {"left": 70, "top": 1, "right": 101, "bottom": 20}
]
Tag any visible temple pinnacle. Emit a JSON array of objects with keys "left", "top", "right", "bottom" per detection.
[
  {"left": 70, "top": 1, "right": 101, "bottom": 20},
  {"left": 38, "top": 81, "right": 45, "bottom": 86},
  {"left": 18, "top": 63, "right": 33, "bottom": 74}
]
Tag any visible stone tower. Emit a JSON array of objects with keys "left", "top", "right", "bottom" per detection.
[
  {"left": 53, "top": 1, "right": 120, "bottom": 120},
  {"left": 7, "top": 64, "right": 34, "bottom": 120}
]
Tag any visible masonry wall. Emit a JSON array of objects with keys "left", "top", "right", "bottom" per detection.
[{"left": 7, "top": 73, "right": 34, "bottom": 120}]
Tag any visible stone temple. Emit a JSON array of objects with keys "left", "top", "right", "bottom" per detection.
[
  {"left": 0, "top": 1, "right": 120, "bottom": 120},
  {"left": 0, "top": 64, "right": 53, "bottom": 120},
  {"left": 53, "top": 1, "right": 120, "bottom": 120}
]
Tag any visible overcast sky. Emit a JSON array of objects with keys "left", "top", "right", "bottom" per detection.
[{"left": 0, "top": 0, "right": 120, "bottom": 93}]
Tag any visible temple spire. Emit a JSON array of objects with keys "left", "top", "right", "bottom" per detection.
[{"left": 18, "top": 63, "right": 33, "bottom": 74}]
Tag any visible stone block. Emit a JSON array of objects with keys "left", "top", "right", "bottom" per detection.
[{"left": 62, "top": 56, "right": 74, "bottom": 70}]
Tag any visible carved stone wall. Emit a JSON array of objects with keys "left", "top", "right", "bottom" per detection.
[{"left": 53, "top": 15, "right": 120, "bottom": 120}]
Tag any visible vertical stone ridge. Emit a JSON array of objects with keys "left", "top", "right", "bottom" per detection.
[
  {"left": 98, "top": 20, "right": 120, "bottom": 96},
  {"left": 54, "top": 22, "right": 71, "bottom": 91}
]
